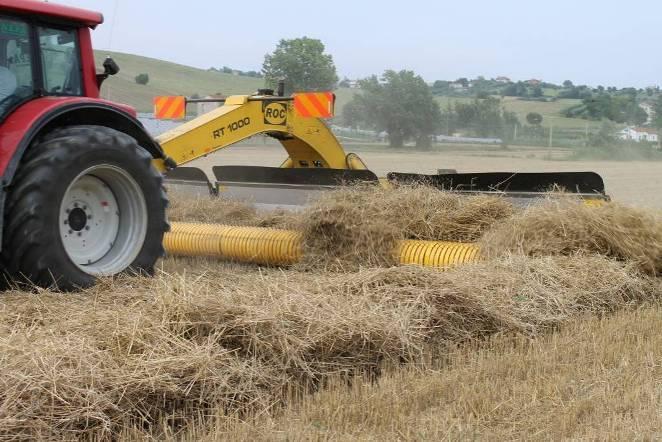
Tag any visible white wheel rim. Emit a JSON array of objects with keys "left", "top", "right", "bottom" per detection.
[{"left": 59, "top": 164, "right": 148, "bottom": 276}]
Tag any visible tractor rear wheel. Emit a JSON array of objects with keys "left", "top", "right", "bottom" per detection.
[{"left": 3, "top": 125, "right": 168, "bottom": 290}]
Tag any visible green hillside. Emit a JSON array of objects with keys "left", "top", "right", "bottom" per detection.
[
  {"left": 436, "top": 96, "right": 601, "bottom": 130},
  {"left": 93, "top": 51, "right": 594, "bottom": 131},
  {"left": 94, "top": 51, "right": 263, "bottom": 112},
  {"left": 93, "top": 51, "right": 358, "bottom": 115}
]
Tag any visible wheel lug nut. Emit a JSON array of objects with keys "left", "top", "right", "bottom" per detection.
[
  {"left": 87, "top": 215, "right": 92, "bottom": 220},
  {"left": 66, "top": 209, "right": 70, "bottom": 214},
  {"left": 85, "top": 226, "right": 90, "bottom": 231},
  {"left": 68, "top": 230, "right": 73, "bottom": 234},
  {"left": 77, "top": 232, "right": 82, "bottom": 237},
  {"left": 64, "top": 220, "right": 68, "bottom": 225},
  {"left": 73, "top": 203, "right": 78, "bottom": 208}
]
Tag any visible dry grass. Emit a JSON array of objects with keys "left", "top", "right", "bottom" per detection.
[
  {"left": 167, "top": 191, "right": 295, "bottom": 228},
  {"left": 0, "top": 255, "right": 658, "bottom": 439},
  {"left": 482, "top": 200, "right": 662, "bottom": 275},
  {"left": 2, "top": 188, "right": 660, "bottom": 439},
  {"left": 295, "top": 186, "right": 514, "bottom": 269},
  {"left": 213, "top": 305, "right": 662, "bottom": 441}
]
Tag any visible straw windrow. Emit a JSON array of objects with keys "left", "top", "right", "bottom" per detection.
[{"left": 1, "top": 187, "right": 660, "bottom": 438}]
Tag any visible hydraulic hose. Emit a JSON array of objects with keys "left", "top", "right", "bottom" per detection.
[{"left": 165, "top": 222, "right": 481, "bottom": 269}]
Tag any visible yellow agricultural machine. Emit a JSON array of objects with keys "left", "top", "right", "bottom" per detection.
[
  {"left": 0, "top": 0, "right": 607, "bottom": 289},
  {"left": 156, "top": 88, "right": 607, "bottom": 208}
]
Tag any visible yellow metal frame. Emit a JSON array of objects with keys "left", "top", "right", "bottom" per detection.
[{"left": 152, "top": 95, "right": 356, "bottom": 173}]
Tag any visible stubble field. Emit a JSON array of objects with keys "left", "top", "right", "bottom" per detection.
[{"left": 0, "top": 146, "right": 661, "bottom": 440}]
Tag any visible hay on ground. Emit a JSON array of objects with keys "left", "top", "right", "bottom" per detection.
[
  {"left": 296, "top": 185, "right": 514, "bottom": 269},
  {"left": 167, "top": 191, "right": 297, "bottom": 228},
  {"left": 0, "top": 254, "right": 658, "bottom": 439},
  {"left": 481, "top": 200, "right": 662, "bottom": 275}
]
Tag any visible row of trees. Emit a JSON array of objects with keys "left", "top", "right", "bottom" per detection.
[
  {"left": 562, "top": 93, "right": 648, "bottom": 124},
  {"left": 258, "top": 37, "right": 661, "bottom": 148},
  {"left": 342, "top": 71, "right": 441, "bottom": 148},
  {"left": 208, "top": 66, "right": 263, "bottom": 78},
  {"left": 259, "top": 38, "right": 519, "bottom": 147}
]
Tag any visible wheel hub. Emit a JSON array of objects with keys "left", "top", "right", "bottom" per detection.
[
  {"left": 58, "top": 165, "right": 147, "bottom": 276},
  {"left": 67, "top": 207, "right": 88, "bottom": 231}
]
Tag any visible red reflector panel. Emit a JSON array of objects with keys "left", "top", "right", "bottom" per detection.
[
  {"left": 293, "top": 92, "right": 335, "bottom": 118},
  {"left": 153, "top": 96, "right": 186, "bottom": 120}
]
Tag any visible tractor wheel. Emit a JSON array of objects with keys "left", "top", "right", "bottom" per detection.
[{"left": 2, "top": 125, "right": 168, "bottom": 290}]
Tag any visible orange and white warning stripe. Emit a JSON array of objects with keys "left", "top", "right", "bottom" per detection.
[
  {"left": 153, "top": 96, "right": 187, "bottom": 120},
  {"left": 293, "top": 92, "right": 335, "bottom": 118}
]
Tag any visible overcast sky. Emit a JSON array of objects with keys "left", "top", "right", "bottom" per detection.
[{"left": 55, "top": 0, "right": 660, "bottom": 88}]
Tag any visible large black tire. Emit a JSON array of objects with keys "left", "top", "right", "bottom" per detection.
[{"left": 2, "top": 125, "right": 168, "bottom": 290}]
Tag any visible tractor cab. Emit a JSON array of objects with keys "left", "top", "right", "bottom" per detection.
[{"left": 0, "top": 15, "right": 83, "bottom": 120}]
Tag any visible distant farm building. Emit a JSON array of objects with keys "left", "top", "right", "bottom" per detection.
[
  {"left": 526, "top": 79, "right": 542, "bottom": 86},
  {"left": 496, "top": 76, "right": 511, "bottom": 83},
  {"left": 618, "top": 127, "right": 659, "bottom": 143}
]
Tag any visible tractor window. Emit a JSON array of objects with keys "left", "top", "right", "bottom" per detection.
[
  {"left": 0, "top": 17, "right": 34, "bottom": 117},
  {"left": 38, "top": 26, "right": 82, "bottom": 96}
]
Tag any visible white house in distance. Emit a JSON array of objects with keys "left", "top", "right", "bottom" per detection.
[{"left": 618, "top": 126, "right": 659, "bottom": 143}]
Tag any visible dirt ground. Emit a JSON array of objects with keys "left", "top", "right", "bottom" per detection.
[{"left": 188, "top": 142, "right": 662, "bottom": 209}]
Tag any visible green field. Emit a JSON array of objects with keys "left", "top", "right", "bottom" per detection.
[
  {"left": 95, "top": 51, "right": 602, "bottom": 132},
  {"left": 94, "top": 50, "right": 358, "bottom": 115},
  {"left": 436, "top": 95, "right": 603, "bottom": 130},
  {"left": 95, "top": 51, "right": 264, "bottom": 112}
]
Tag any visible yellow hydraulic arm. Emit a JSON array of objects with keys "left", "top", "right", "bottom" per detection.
[{"left": 151, "top": 92, "right": 367, "bottom": 173}]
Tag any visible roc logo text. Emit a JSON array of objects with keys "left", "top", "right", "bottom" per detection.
[{"left": 263, "top": 102, "right": 287, "bottom": 125}]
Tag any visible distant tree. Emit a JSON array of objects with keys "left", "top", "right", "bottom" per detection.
[
  {"left": 503, "top": 81, "right": 529, "bottom": 97},
  {"left": 451, "top": 97, "right": 519, "bottom": 140},
  {"left": 455, "top": 77, "right": 469, "bottom": 87},
  {"left": 221, "top": 66, "right": 233, "bottom": 74},
  {"left": 653, "top": 96, "right": 662, "bottom": 147},
  {"left": 580, "top": 93, "right": 647, "bottom": 124},
  {"left": 134, "top": 73, "right": 149, "bottom": 85},
  {"left": 563, "top": 80, "right": 574, "bottom": 88},
  {"left": 588, "top": 121, "right": 617, "bottom": 148},
  {"left": 559, "top": 87, "right": 580, "bottom": 99},
  {"left": 531, "top": 85, "right": 543, "bottom": 97},
  {"left": 526, "top": 112, "right": 543, "bottom": 125},
  {"left": 243, "top": 70, "right": 263, "bottom": 78},
  {"left": 338, "top": 77, "right": 351, "bottom": 88},
  {"left": 341, "top": 99, "right": 364, "bottom": 128},
  {"left": 344, "top": 70, "right": 441, "bottom": 148},
  {"left": 654, "top": 96, "right": 662, "bottom": 125},
  {"left": 262, "top": 37, "right": 338, "bottom": 94}
]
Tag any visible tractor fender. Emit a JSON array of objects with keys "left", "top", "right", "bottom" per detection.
[
  {"left": 0, "top": 97, "right": 165, "bottom": 251},
  {"left": 0, "top": 97, "right": 164, "bottom": 184}
]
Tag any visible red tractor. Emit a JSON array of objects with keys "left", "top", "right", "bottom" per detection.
[{"left": 0, "top": 1, "right": 170, "bottom": 289}]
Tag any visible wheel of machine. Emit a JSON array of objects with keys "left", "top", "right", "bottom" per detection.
[{"left": 2, "top": 125, "right": 168, "bottom": 290}]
